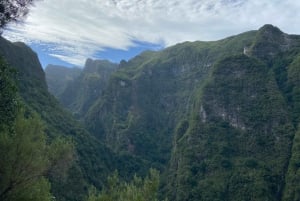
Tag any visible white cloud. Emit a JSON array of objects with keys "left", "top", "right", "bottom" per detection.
[{"left": 3, "top": 0, "right": 300, "bottom": 66}]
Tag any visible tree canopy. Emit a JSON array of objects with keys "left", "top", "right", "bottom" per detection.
[
  {"left": 87, "top": 169, "right": 162, "bottom": 201},
  {"left": 0, "top": 56, "right": 17, "bottom": 130}
]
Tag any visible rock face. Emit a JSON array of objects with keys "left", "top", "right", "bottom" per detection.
[
  {"left": 45, "top": 64, "right": 81, "bottom": 98},
  {"left": 56, "top": 58, "right": 118, "bottom": 117}
]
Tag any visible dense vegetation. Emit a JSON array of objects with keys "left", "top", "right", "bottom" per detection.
[
  {"left": 2, "top": 24, "right": 300, "bottom": 200},
  {"left": 166, "top": 54, "right": 295, "bottom": 200},
  {"left": 0, "top": 36, "right": 151, "bottom": 201},
  {"left": 46, "top": 24, "right": 300, "bottom": 201},
  {"left": 49, "top": 59, "right": 118, "bottom": 118},
  {"left": 87, "top": 169, "right": 161, "bottom": 201},
  {"left": 0, "top": 57, "right": 74, "bottom": 201}
]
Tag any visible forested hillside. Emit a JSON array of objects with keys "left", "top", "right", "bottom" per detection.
[
  {"left": 59, "top": 58, "right": 118, "bottom": 117},
  {"left": 47, "top": 24, "right": 300, "bottom": 201},
  {"left": 165, "top": 25, "right": 300, "bottom": 201},
  {"left": 0, "top": 36, "right": 149, "bottom": 201},
  {"left": 2, "top": 24, "right": 300, "bottom": 200}
]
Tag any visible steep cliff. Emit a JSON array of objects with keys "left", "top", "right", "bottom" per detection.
[
  {"left": 83, "top": 25, "right": 300, "bottom": 201},
  {"left": 58, "top": 58, "right": 118, "bottom": 117},
  {"left": 45, "top": 64, "right": 81, "bottom": 98},
  {"left": 84, "top": 28, "right": 256, "bottom": 167},
  {"left": 42, "top": 25, "right": 300, "bottom": 200},
  {"left": 166, "top": 25, "right": 300, "bottom": 201}
]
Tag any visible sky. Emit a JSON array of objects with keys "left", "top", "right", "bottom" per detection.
[{"left": 3, "top": 0, "right": 300, "bottom": 68}]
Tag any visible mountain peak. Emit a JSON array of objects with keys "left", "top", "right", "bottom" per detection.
[
  {"left": 258, "top": 24, "right": 283, "bottom": 35},
  {"left": 84, "top": 58, "right": 118, "bottom": 73},
  {"left": 248, "top": 24, "right": 295, "bottom": 59},
  {"left": 256, "top": 24, "right": 285, "bottom": 42}
]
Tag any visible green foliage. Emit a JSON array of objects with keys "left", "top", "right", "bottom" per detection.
[
  {"left": 272, "top": 51, "right": 300, "bottom": 201},
  {"left": 57, "top": 26, "right": 300, "bottom": 201},
  {"left": 4, "top": 24, "right": 300, "bottom": 201},
  {"left": 0, "top": 109, "right": 76, "bottom": 201},
  {"left": 83, "top": 28, "right": 257, "bottom": 169},
  {"left": 0, "top": 111, "right": 52, "bottom": 201},
  {"left": 287, "top": 54, "right": 300, "bottom": 124},
  {"left": 0, "top": 57, "right": 17, "bottom": 130},
  {"left": 47, "top": 136, "right": 76, "bottom": 180},
  {"left": 87, "top": 169, "right": 161, "bottom": 201},
  {"left": 0, "top": 36, "right": 152, "bottom": 200},
  {"left": 283, "top": 127, "right": 300, "bottom": 201},
  {"left": 166, "top": 54, "right": 295, "bottom": 200}
]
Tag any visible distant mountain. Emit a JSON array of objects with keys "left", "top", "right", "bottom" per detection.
[
  {"left": 45, "top": 64, "right": 81, "bottom": 98},
  {"left": 46, "top": 58, "right": 118, "bottom": 118}
]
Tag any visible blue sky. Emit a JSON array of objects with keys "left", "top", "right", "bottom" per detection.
[
  {"left": 3, "top": 0, "right": 300, "bottom": 68},
  {"left": 29, "top": 40, "right": 164, "bottom": 68}
]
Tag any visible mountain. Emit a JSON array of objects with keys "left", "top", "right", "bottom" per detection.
[
  {"left": 165, "top": 25, "right": 300, "bottom": 200},
  {"left": 48, "top": 58, "right": 118, "bottom": 118},
  {"left": 45, "top": 64, "right": 81, "bottom": 98},
  {"left": 84, "top": 28, "right": 257, "bottom": 167},
  {"left": 167, "top": 55, "right": 293, "bottom": 200},
  {"left": 0, "top": 36, "right": 147, "bottom": 201},
  {"left": 13, "top": 24, "right": 300, "bottom": 200},
  {"left": 50, "top": 24, "right": 300, "bottom": 200}
]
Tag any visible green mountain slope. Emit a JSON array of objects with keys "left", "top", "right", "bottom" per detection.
[
  {"left": 81, "top": 25, "right": 300, "bottom": 200},
  {"left": 84, "top": 28, "right": 257, "bottom": 168},
  {"left": 0, "top": 36, "right": 147, "bottom": 201},
  {"left": 165, "top": 25, "right": 300, "bottom": 201},
  {"left": 45, "top": 64, "right": 81, "bottom": 98},
  {"left": 57, "top": 58, "right": 118, "bottom": 117},
  {"left": 167, "top": 55, "right": 294, "bottom": 200},
  {"left": 26, "top": 24, "right": 300, "bottom": 200}
]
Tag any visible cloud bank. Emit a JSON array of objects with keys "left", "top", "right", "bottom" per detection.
[{"left": 3, "top": 0, "right": 300, "bottom": 66}]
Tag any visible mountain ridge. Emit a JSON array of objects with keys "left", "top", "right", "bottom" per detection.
[
  {"left": 0, "top": 36, "right": 149, "bottom": 201},
  {"left": 58, "top": 58, "right": 119, "bottom": 117},
  {"left": 39, "top": 24, "right": 300, "bottom": 200}
]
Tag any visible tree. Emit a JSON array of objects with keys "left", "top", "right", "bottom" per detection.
[
  {"left": 0, "top": 111, "right": 75, "bottom": 201},
  {"left": 0, "top": 57, "right": 17, "bottom": 131},
  {"left": 87, "top": 169, "right": 162, "bottom": 201},
  {"left": 0, "top": 0, "right": 35, "bottom": 28},
  {"left": 0, "top": 111, "right": 51, "bottom": 201}
]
